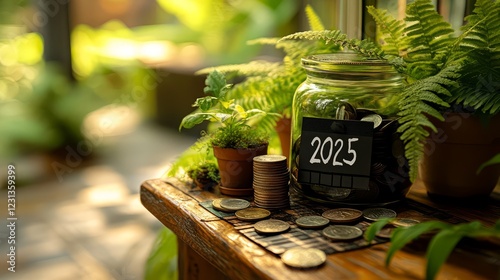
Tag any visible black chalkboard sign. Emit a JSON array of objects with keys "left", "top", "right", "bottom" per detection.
[{"left": 298, "top": 117, "right": 373, "bottom": 190}]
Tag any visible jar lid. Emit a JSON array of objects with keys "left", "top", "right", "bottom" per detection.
[{"left": 302, "top": 52, "right": 396, "bottom": 74}]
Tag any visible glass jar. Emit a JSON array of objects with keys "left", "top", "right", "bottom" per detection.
[{"left": 290, "top": 52, "right": 411, "bottom": 206}]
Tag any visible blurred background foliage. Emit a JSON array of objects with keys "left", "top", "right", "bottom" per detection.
[{"left": 0, "top": 0, "right": 300, "bottom": 161}]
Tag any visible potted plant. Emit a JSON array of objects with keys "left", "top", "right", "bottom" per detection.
[
  {"left": 179, "top": 70, "right": 276, "bottom": 196},
  {"left": 281, "top": 0, "right": 500, "bottom": 200},
  {"left": 196, "top": 5, "right": 340, "bottom": 159},
  {"left": 368, "top": 0, "right": 500, "bottom": 200}
]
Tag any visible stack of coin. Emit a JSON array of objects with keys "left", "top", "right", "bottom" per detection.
[{"left": 252, "top": 155, "right": 290, "bottom": 209}]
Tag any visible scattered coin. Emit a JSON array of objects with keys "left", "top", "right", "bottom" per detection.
[
  {"left": 322, "top": 225, "right": 363, "bottom": 241},
  {"left": 361, "top": 114, "right": 383, "bottom": 128},
  {"left": 219, "top": 198, "right": 250, "bottom": 212},
  {"left": 295, "top": 216, "right": 330, "bottom": 229},
  {"left": 322, "top": 208, "right": 363, "bottom": 223},
  {"left": 390, "top": 218, "right": 420, "bottom": 228},
  {"left": 363, "top": 208, "right": 397, "bottom": 221},
  {"left": 211, "top": 198, "right": 228, "bottom": 212},
  {"left": 376, "top": 227, "right": 394, "bottom": 239},
  {"left": 235, "top": 208, "right": 271, "bottom": 221},
  {"left": 254, "top": 219, "right": 290, "bottom": 235},
  {"left": 281, "top": 247, "right": 326, "bottom": 269}
]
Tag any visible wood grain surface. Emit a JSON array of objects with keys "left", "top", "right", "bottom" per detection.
[{"left": 141, "top": 178, "right": 500, "bottom": 280}]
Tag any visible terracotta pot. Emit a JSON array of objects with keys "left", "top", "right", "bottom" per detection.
[
  {"left": 275, "top": 117, "right": 291, "bottom": 160},
  {"left": 213, "top": 144, "right": 268, "bottom": 196},
  {"left": 419, "top": 113, "right": 500, "bottom": 201}
]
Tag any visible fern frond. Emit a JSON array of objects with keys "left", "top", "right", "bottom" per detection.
[
  {"left": 247, "top": 37, "right": 280, "bottom": 46},
  {"left": 460, "top": 0, "right": 500, "bottom": 52},
  {"left": 196, "top": 61, "right": 282, "bottom": 77},
  {"left": 280, "top": 30, "right": 384, "bottom": 59},
  {"left": 367, "top": 6, "right": 406, "bottom": 57},
  {"left": 397, "top": 65, "right": 459, "bottom": 181},
  {"left": 404, "top": 0, "right": 455, "bottom": 78},
  {"left": 305, "top": 4, "right": 325, "bottom": 31},
  {"left": 447, "top": 0, "right": 500, "bottom": 114}
]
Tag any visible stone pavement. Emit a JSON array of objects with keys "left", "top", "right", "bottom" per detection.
[{"left": 0, "top": 122, "right": 196, "bottom": 280}]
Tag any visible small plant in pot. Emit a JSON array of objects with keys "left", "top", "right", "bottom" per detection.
[
  {"left": 180, "top": 70, "right": 277, "bottom": 196},
  {"left": 195, "top": 5, "right": 341, "bottom": 159}
]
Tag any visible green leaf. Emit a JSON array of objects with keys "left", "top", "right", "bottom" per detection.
[
  {"left": 477, "top": 153, "right": 500, "bottom": 174},
  {"left": 495, "top": 220, "right": 500, "bottom": 231},
  {"left": 144, "top": 228, "right": 178, "bottom": 280},
  {"left": 194, "top": 96, "right": 218, "bottom": 111},
  {"left": 179, "top": 113, "right": 215, "bottom": 130},
  {"left": 425, "top": 222, "right": 482, "bottom": 280},
  {"left": 385, "top": 221, "right": 451, "bottom": 266},
  {"left": 204, "top": 70, "right": 230, "bottom": 99},
  {"left": 424, "top": 229, "right": 465, "bottom": 280},
  {"left": 364, "top": 218, "right": 394, "bottom": 242}
]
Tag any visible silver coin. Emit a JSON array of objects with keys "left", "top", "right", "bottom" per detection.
[
  {"left": 363, "top": 208, "right": 397, "bottom": 221},
  {"left": 219, "top": 198, "right": 250, "bottom": 211},
  {"left": 295, "top": 215, "right": 330, "bottom": 229},
  {"left": 254, "top": 219, "right": 290, "bottom": 234},
  {"left": 281, "top": 247, "right": 326, "bottom": 268},
  {"left": 253, "top": 154, "right": 287, "bottom": 163},
  {"left": 322, "top": 225, "right": 363, "bottom": 241},
  {"left": 335, "top": 102, "right": 357, "bottom": 120},
  {"left": 361, "top": 114, "right": 383, "bottom": 128}
]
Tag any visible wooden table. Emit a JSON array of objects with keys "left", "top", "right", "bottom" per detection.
[{"left": 141, "top": 177, "right": 500, "bottom": 280}]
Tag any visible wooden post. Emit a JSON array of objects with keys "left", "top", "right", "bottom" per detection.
[{"left": 36, "top": 0, "right": 73, "bottom": 81}]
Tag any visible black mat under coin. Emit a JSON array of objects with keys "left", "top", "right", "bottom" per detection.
[{"left": 199, "top": 191, "right": 470, "bottom": 256}]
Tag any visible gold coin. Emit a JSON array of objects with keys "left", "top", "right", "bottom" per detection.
[
  {"left": 295, "top": 216, "right": 330, "bottom": 229},
  {"left": 212, "top": 198, "right": 231, "bottom": 212},
  {"left": 254, "top": 219, "right": 290, "bottom": 234},
  {"left": 322, "top": 208, "right": 363, "bottom": 223},
  {"left": 322, "top": 225, "right": 363, "bottom": 241},
  {"left": 235, "top": 208, "right": 271, "bottom": 221},
  {"left": 219, "top": 198, "right": 250, "bottom": 212},
  {"left": 281, "top": 247, "right": 326, "bottom": 268}
]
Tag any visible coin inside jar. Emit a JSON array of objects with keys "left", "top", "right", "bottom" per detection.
[
  {"left": 362, "top": 208, "right": 397, "bottom": 221},
  {"left": 323, "top": 225, "right": 363, "bottom": 241},
  {"left": 322, "top": 208, "right": 363, "bottom": 223},
  {"left": 219, "top": 198, "right": 250, "bottom": 212},
  {"left": 235, "top": 208, "right": 271, "bottom": 221},
  {"left": 254, "top": 219, "right": 290, "bottom": 235},
  {"left": 295, "top": 216, "right": 330, "bottom": 229},
  {"left": 361, "top": 114, "right": 383, "bottom": 128},
  {"left": 281, "top": 247, "right": 326, "bottom": 269}
]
